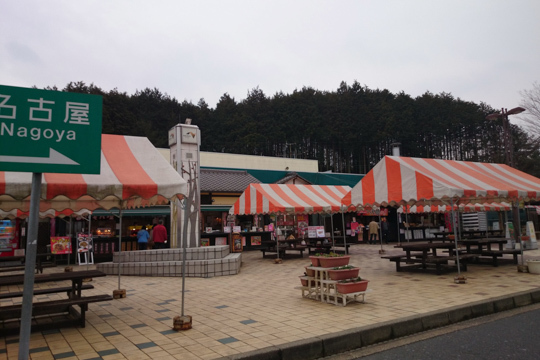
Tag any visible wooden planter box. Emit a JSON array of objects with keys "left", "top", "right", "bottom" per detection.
[
  {"left": 336, "top": 280, "right": 369, "bottom": 294},
  {"left": 328, "top": 267, "right": 360, "bottom": 280}
]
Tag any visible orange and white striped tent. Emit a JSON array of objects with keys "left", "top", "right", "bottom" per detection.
[
  {"left": 342, "top": 156, "right": 540, "bottom": 209},
  {"left": 0, "top": 134, "right": 188, "bottom": 213},
  {"left": 230, "top": 183, "right": 351, "bottom": 215},
  {"left": 0, "top": 208, "right": 92, "bottom": 219},
  {"left": 397, "top": 202, "right": 512, "bottom": 214}
]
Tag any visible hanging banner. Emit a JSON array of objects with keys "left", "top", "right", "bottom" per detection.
[{"left": 50, "top": 236, "right": 72, "bottom": 254}]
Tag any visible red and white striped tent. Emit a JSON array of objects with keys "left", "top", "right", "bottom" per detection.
[
  {"left": 0, "top": 208, "right": 91, "bottom": 219},
  {"left": 230, "top": 183, "right": 352, "bottom": 215},
  {"left": 397, "top": 202, "right": 512, "bottom": 214},
  {"left": 342, "top": 156, "right": 540, "bottom": 209},
  {"left": 0, "top": 134, "right": 188, "bottom": 213}
]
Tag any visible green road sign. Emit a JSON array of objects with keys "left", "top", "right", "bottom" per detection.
[{"left": 0, "top": 85, "right": 102, "bottom": 174}]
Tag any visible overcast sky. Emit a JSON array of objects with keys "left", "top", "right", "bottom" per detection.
[{"left": 2, "top": 0, "right": 539, "bottom": 124}]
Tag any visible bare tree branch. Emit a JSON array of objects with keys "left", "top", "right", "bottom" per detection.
[{"left": 519, "top": 81, "right": 540, "bottom": 138}]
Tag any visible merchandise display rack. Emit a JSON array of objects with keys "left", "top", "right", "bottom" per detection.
[{"left": 298, "top": 265, "right": 368, "bottom": 306}]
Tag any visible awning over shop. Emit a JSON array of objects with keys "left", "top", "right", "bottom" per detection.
[
  {"left": 342, "top": 156, "right": 540, "bottom": 209},
  {"left": 92, "top": 206, "right": 171, "bottom": 217},
  {"left": 201, "top": 205, "right": 232, "bottom": 212},
  {"left": 230, "top": 183, "right": 351, "bottom": 215},
  {"left": 0, "top": 134, "right": 188, "bottom": 212}
]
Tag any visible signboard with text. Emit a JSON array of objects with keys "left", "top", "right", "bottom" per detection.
[{"left": 0, "top": 84, "right": 102, "bottom": 174}]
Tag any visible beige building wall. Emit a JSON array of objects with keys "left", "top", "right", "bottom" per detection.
[{"left": 158, "top": 149, "right": 318, "bottom": 172}]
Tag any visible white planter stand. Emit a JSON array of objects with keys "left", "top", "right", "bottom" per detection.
[{"left": 526, "top": 260, "right": 540, "bottom": 274}]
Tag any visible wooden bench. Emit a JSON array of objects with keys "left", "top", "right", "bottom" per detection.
[
  {"left": 261, "top": 246, "right": 306, "bottom": 258},
  {"left": 382, "top": 254, "right": 476, "bottom": 274},
  {"left": 480, "top": 249, "right": 521, "bottom": 266},
  {"left": 0, "top": 255, "right": 57, "bottom": 274},
  {"left": 306, "top": 243, "right": 351, "bottom": 255},
  {"left": 0, "top": 264, "right": 26, "bottom": 273},
  {"left": 0, "top": 294, "right": 112, "bottom": 336},
  {"left": 307, "top": 244, "right": 332, "bottom": 255},
  {"left": 0, "top": 284, "right": 94, "bottom": 300}
]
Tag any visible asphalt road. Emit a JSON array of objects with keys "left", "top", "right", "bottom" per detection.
[{"left": 322, "top": 303, "right": 540, "bottom": 360}]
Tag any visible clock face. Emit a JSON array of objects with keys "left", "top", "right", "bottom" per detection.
[{"left": 181, "top": 127, "right": 198, "bottom": 144}]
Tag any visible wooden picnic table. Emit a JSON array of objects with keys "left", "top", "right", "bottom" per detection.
[
  {"left": 382, "top": 242, "right": 476, "bottom": 274},
  {"left": 433, "top": 229, "right": 504, "bottom": 239},
  {"left": 0, "top": 269, "right": 112, "bottom": 335},
  {"left": 457, "top": 238, "right": 521, "bottom": 266},
  {"left": 0, "top": 253, "right": 57, "bottom": 273},
  {"left": 458, "top": 238, "right": 508, "bottom": 252}
]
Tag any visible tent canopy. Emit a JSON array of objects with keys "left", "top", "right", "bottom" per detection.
[
  {"left": 397, "top": 202, "right": 512, "bottom": 214},
  {"left": 0, "top": 134, "right": 188, "bottom": 212},
  {"left": 0, "top": 209, "right": 91, "bottom": 219},
  {"left": 342, "top": 156, "right": 540, "bottom": 209},
  {"left": 230, "top": 183, "right": 351, "bottom": 215}
]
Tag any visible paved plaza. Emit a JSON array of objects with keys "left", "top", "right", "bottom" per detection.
[{"left": 1, "top": 243, "right": 540, "bottom": 360}]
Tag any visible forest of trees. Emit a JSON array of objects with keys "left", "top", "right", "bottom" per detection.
[{"left": 45, "top": 81, "right": 540, "bottom": 177}]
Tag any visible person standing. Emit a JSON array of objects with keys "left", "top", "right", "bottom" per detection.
[
  {"left": 137, "top": 226, "right": 150, "bottom": 250},
  {"left": 369, "top": 219, "right": 379, "bottom": 244},
  {"left": 152, "top": 219, "right": 168, "bottom": 249}
]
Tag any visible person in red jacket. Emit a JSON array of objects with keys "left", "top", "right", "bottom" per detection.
[{"left": 152, "top": 219, "right": 168, "bottom": 249}]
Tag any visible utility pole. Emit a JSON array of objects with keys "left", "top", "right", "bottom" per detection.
[{"left": 486, "top": 107, "right": 525, "bottom": 167}]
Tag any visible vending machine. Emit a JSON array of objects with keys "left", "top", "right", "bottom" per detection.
[{"left": 0, "top": 219, "right": 19, "bottom": 257}]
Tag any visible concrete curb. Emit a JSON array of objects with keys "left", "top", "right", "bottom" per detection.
[{"left": 223, "top": 288, "right": 540, "bottom": 360}]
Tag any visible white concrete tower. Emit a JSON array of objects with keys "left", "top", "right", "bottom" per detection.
[{"left": 169, "top": 119, "right": 201, "bottom": 248}]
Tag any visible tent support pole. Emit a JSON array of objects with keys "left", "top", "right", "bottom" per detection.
[
  {"left": 397, "top": 210, "right": 401, "bottom": 246},
  {"left": 378, "top": 211, "right": 384, "bottom": 252},
  {"left": 18, "top": 172, "right": 42, "bottom": 360},
  {"left": 181, "top": 198, "right": 189, "bottom": 316},
  {"left": 341, "top": 210, "right": 347, "bottom": 254},
  {"left": 68, "top": 216, "right": 72, "bottom": 265},
  {"left": 515, "top": 200, "right": 525, "bottom": 266},
  {"left": 451, "top": 199, "right": 463, "bottom": 279},
  {"left": 330, "top": 214, "right": 335, "bottom": 251},
  {"left": 405, "top": 209, "right": 410, "bottom": 242},
  {"left": 117, "top": 208, "right": 123, "bottom": 290}
]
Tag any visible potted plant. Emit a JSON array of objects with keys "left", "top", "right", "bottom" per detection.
[
  {"left": 309, "top": 255, "right": 321, "bottom": 267},
  {"left": 328, "top": 265, "right": 360, "bottom": 280},
  {"left": 299, "top": 276, "right": 309, "bottom": 286},
  {"left": 336, "top": 277, "right": 369, "bottom": 294},
  {"left": 526, "top": 259, "right": 540, "bottom": 274},
  {"left": 305, "top": 266, "right": 315, "bottom": 277},
  {"left": 318, "top": 253, "right": 350, "bottom": 268}
]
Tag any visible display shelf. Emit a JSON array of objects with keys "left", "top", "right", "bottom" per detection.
[{"left": 300, "top": 265, "right": 368, "bottom": 306}]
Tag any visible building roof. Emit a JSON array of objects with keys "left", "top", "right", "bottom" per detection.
[
  {"left": 159, "top": 147, "right": 364, "bottom": 188},
  {"left": 201, "top": 169, "right": 261, "bottom": 193},
  {"left": 158, "top": 148, "right": 318, "bottom": 172},
  {"left": 273, "top": 172, "right": 311, "bottom": 184}
]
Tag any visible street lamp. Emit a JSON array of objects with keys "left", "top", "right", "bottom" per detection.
[{"left": 486, "top": 107, "right": 525, "bottom": 167}]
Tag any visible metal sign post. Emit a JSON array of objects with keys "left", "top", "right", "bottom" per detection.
[{"left": 18, "top": 173, "right": 41, "bottom": 359}]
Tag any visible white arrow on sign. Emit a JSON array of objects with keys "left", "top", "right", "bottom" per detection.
[{"left": 0, "top": 148, "right": 79, "bottom": 165}]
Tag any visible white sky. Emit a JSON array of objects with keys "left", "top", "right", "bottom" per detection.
[{"left": 2, "top": 0, "right": 539, "bottom": 123}]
